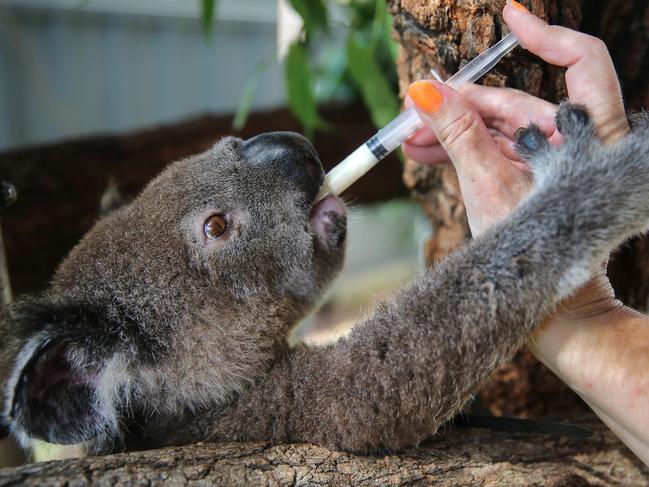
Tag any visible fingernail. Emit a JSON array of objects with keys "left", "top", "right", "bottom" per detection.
[
  {"left": 407, "top": 81, "right": 444, "bottom": 115},
  {"left": 509, "top": 0, "right": 529, "bottom": 13}
]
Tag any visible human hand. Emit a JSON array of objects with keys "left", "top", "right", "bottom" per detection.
[
  {"left": 403, "top": 4, "right": 649, "bottom": 462},
  {"left": 404, "top": 0, "right": 629, "bottom": 237}
]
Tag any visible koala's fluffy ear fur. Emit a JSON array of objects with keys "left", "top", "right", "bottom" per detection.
[
  {"left": 9, "top": 336, "right": 100, "bottom": 445},
  {"left": 2, "top": 299, "right": 128, "bottom": 449}
]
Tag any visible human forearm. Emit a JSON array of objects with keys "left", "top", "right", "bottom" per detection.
[
  {"left": 528, "top": 304, "right": 649, "bottom": 464},
  {"left": 585, "top": 399, "right": 649, "bottom": 466}
]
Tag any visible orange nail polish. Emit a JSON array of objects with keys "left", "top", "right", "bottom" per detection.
[
  {"left": 510, "top": 0, "right": 529, "bottom": 12},
  {"left": 408, "top": 81, "right": 443, "bottom": 115}
]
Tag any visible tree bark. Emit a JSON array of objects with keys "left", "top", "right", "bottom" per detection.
[
  {"left": 1, "top": 417, "right": 646, "bottom": 486},
  {"left": 390, "top": 0, "right": 649, "bottom": 417}
]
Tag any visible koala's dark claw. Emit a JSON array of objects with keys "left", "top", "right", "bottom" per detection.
[
  {"left": 555, "top": 103, "right": 593, "bottom": 137},
  {"left": 515, "top": 125, "right": 547, "bottom": 152},
  {"left": 515, "top": 124, "right": 549, "bottom": 159}
]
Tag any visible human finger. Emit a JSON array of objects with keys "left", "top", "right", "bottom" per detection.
[
  {"left": 402, "top": 141, "right": 449, "bottom": 165},
  {"left": 504, "top": 1, "right": 628, "bottom": 142},
  {"left": 406, "top": 85, "right": 557, "bottom": 149},
  {"left": 460, "top": 84, "right": 557, "bottom": 139},
  {"left": 407, "top": 80, "right": 511, "bottom": 180}
]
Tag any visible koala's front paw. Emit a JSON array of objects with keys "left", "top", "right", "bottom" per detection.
[
  {"left": 515, "top": 103, "right": 601, "bottom": 186},
  {"left": 514, "top": 123, "right": 550, "bottom": 162},
  {"left": 516, "top": 102, "right": 649, "bottom": 245}
]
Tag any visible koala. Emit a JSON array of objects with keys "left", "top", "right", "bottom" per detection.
[{"left": 2, "top": 104, "right": 649, "bottom": 455}]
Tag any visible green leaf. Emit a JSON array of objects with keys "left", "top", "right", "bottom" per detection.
[
  {"left": 288, "top": 0, "right": 328, "bottom": 39},
  {"left": 232, "top": 69, "right": 262, "bottom": 131},
  {"left": 384, "top": 13, "right": 399, "bottom": 63},
  {"left": 232, "top": 78, "right": 257, "bottom": 131},
  {"left": 232, "top": 57, "right": 274, "bottom": 131},
  {"left": 285, "top": 42, "right": 329, "bottom": 134},
  {"left": 370, "top": 0, "right": 388, "bottom": 49},
  {"left": 200, "top": 0, "right": 218, "bottom": 36},
  {"left": 314, "top": 44, "right": 350, "bottom": 102},
  {"left": 346, "top": 35, "right": 400, "bottom": 128}
]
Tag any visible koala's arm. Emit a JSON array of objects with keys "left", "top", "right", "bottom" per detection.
[
  {"left": 163, "top": 105, "right": 649, "bottom": 452},
  {"left": 195, "top": 218, "right": 577, "bottom": 451}
]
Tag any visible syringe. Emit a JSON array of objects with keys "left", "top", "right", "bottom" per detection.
[{"left": 319, "top": 32, "right": 520, "bottom": 197}]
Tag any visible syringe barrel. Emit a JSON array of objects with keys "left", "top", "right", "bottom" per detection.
[
  {"left": 369, "top": 107, "right": 424, "bottom": 159},
  {"left": 361, "top": 33, "right": 519, "bottom": 162},
  {"left": 319, "top": 33, "right": 520, "bottom": 199},
  {"left": 446, "top": 33, "right": 519, "bottom": 88}
]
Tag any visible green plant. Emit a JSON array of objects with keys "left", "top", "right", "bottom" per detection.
[
  {"left": 80, "top": 0, "right": 399, "bottom": 136},
  {"left": 200, "top": 0, "right": 219, "bottom": 35},
  {"left": 204, "top": 0, "right": 400, "bottom": 137}
]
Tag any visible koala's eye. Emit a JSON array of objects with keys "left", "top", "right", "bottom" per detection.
[{"left": 204, "top": 214, "right": 227, "bottom": 239}]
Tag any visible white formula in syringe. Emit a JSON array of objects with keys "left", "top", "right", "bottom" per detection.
[{"left": 318, "top": 33, "right": 520, "bottom": 198}]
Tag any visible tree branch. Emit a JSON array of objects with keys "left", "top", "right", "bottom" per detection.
[{"left": 0, "top": 417, "right": 646, "bottom": 486}]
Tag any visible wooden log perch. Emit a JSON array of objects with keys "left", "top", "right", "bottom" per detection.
[{"left": 0, "top": 417, "right": 646, "bottom": 486}]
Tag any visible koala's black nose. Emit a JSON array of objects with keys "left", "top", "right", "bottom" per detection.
[{"left": 242, "top": 132, "right": 325, "bottom": 199}]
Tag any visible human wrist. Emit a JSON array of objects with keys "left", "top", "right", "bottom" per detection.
[
  {"left": 528, "top": 297, "right": 633, "bottom": 393},
  {"left": 527, "top": 274, "right": 619, "bottom": 380},
  {"left": 530, "top": 302, "right": 649, "bottom": 462}
]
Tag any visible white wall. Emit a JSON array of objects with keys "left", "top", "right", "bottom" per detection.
[{"left": 0, "top": 0, "right": 287, "bottom": 150}]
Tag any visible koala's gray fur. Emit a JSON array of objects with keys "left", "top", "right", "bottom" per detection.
[{"left": 1, "top": 105, "right": 649, "bottom": 455}]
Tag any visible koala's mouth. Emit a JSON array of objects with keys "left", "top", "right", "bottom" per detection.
[{"left": 309, "top": 194, "right": 347, "bottom": 248}]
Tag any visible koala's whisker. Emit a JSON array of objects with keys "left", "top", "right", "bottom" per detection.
[{"left": 338, "top": 194, "right": 360, "bottom": 210}]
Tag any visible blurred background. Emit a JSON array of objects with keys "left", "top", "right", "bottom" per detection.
[
  {"left": 0, "top": 0, "right": 430, "bottom": 350},
  {"left": 0, "top": 0, "right": 287, "bottom": 150}
]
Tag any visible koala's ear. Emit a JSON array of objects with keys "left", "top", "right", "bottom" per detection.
[
  {"left": 99, "top": 177, "right": 127, "bottom": 216},
  {"left": 3, "top": 301, "right": 123, "bottom": 447},
  {"left": 8, "top": 337, "right": 102, "bottom": 445}
]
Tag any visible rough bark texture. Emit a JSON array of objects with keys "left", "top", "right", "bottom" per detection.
[
  {"left": 391, "top": 0, "right": 649, "bottom": 417},
  {"left": 1, "top": 417, "right": 647, "bottom": 486}
]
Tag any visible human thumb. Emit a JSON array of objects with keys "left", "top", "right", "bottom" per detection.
[{"left": 407, "top": 80, "right": 506, "bottom": 179}]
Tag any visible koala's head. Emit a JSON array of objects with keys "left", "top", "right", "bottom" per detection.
[{"left": 0, "top": 132, "right": 347, "bottom": 451}]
